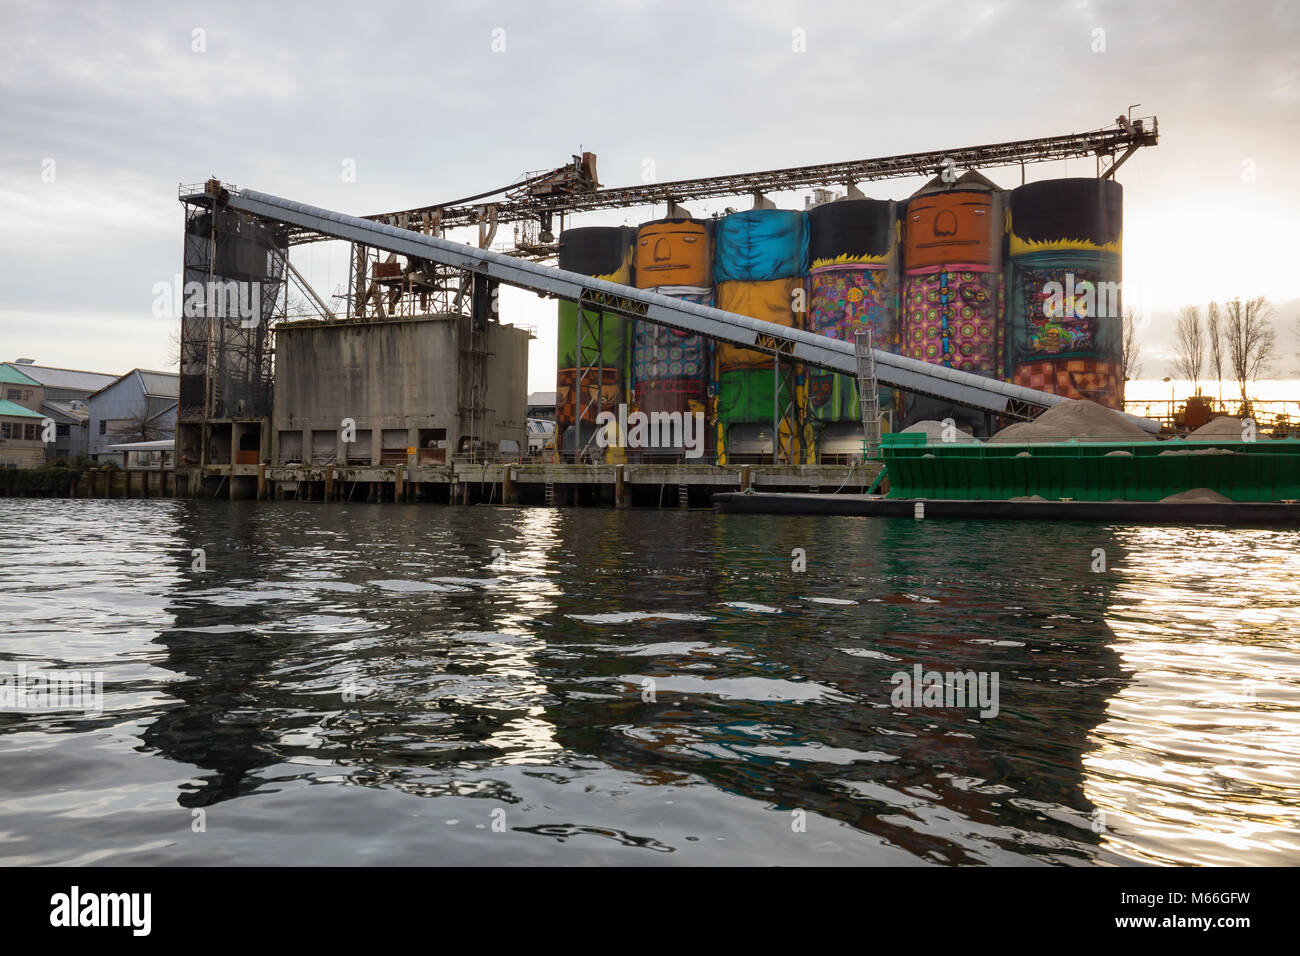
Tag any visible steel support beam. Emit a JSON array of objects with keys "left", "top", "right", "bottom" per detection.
[{"left": 189, "top": 185, "right": 1160, "bottom": 434}]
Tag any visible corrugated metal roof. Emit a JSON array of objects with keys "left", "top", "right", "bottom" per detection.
[
  {"left": 43, "top": 400, "right": 89, "bottom": 422},
  {"left": 136, "top": 370, "right": 179, "bottom": 398},
  {"left": 0, "top": 365, "right": 40, "bottom": 386},
  {"left": 0, "top": 399, "right": 44, "bottom": 419},
  {"left": 145, "top": 401, "right": 178, "bottom": 422},
  {"left": 7, "top": 363, "right": 117, "bottom": 392}
]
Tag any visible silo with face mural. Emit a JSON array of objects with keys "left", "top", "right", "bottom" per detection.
[
  {"left": 629, "top": 218, "right": 713, "bottom": 459},
  {"left": 899, "top": 171, "right": 1005, "bottom": 432},
  {"left": 711, "top": 209, "right": 810, "bottom": 462},
  {"left": 1006, "top": 178, "right": 1124, "bottom": 409},
  {"left": 806, "top": 197, "right": 899, "bottom": 456},
  {"left": 555, "top": 226, "right": 636, "bottom": 456}
]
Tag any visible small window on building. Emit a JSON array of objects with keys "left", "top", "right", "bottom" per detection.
[
  {"left": 278, "top": 430, "right": 303, "bottom": 464},
  {"left": 5, "top": 389, "right": 19, "bottom": 401},
  {"left": 99, "top": 420, "right": 107, "bottom": 435},
  {"left": 56, "top": 423, "right": 69, "bottom": 438},
  {"left": 310, "top": 430, "right": 337, "bottom": 464},
  {"left": 0, "top": 423, "right": 9, "bottom": 439},
  {"left": 345, "top": 429, "right": 372, "bottom": 465},
  {"left": 23, "top": 424, "right": 37, "bottom": 440}
]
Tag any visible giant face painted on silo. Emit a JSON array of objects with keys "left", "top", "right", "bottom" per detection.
[
  {"left": 904, "top": 191, "right": 998, "bottom": 269},
  {"left": 634, "top": 220, "right": 711, "bottom": 289}
]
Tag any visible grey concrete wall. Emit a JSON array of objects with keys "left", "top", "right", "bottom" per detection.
[
  {"left": 484, "top": 323, "right": 529, "bottom": 454},
  {"left": 273, "top": 314, "right": 531, "bottom": 465},
  {"left": 274, "top": 315, "right": 460, "bottom": 465}
]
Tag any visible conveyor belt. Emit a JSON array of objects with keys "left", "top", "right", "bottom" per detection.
[{"left": 212, "top": 186, "right": 1158, "bottom": 431}]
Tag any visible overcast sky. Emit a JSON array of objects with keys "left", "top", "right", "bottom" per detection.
[{"left": 2, "top": 0, "right": 1298, "bottom": 392}]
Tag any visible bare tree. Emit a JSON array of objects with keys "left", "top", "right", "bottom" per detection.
[
  {"left": 110, "top": 403, "right": 167, "bottom": 444},
  {"left": 1206, "top": 300, "right": 1224, "bottom": 402},
  {"left": 1122, "top": 307, "right": 1144, "bottom": 381},
  {"left": 1224, "top": 296, "right": 1277, "bottom": 411},
  {"left": 165, "top": 324, "right": 181, "bottom": 369},
  {"left": 1172, "top": 305, "right": 1204, "bottom": 391}
]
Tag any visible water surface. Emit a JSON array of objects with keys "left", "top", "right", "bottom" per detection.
[{"left": 1, "top": 499, "right": 1296, "bottom": 865}]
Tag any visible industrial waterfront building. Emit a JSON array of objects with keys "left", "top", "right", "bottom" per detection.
[
  {"left": 165, "top": 115, "right": 1168, "bottom": 503},
  {"left": 86, "top": 369, "right": 178, "bottom": 461},
  {"left": 0, "top": 400, "right": 45, "bottom": 469},
  {"left": 1, "top": 361, "right": 119, "bottom": 463},
  {"left": 272, "top": 313, "right": 529, "bottom": 468}
]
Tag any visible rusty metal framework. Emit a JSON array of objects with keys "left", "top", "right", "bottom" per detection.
[
  {"left": 178, "top": 197, "right": 286, "bottom": 422},
  {"left": 289, "top": 114, "right": 1158, "bottom": 252}
]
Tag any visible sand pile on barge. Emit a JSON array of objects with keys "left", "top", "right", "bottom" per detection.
[
  {"left": 1159, "top": 487, "right": 1233, "bottom": 503},
  {"left": 988, "top": 399, "right": 1152, "bottom": 444},
  {"left": 1188, "top": 416, "right": 1249, "bottom": 440}
]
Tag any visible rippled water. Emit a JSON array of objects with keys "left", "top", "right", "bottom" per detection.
[{"left": 0, "top": 499, "right": 1296, "bottom": 865}]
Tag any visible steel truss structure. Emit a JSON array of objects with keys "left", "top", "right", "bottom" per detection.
[{"left": 291, "top": 114, "right": 1158, "bottom": 249}]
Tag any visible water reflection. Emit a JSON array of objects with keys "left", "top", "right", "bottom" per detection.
[
  {"left": 540, "top": 513, "right": 1133, "bottom": 864},
  {"left": 0, "top": 499, "right": 1296, "bottom": 864},
  {"left": 149, "top": 504, "right": 571, "bottom": 805},
  {"left": 1087, "top": 526, "right": 1300, "bottom": 865}
]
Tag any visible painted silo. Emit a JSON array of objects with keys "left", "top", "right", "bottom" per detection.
[
  {"left": 712, "top": 209, "right": 810, "bottom": 462},
  {"left": 1006, "top": 178, "right": 1124, "bottom": 409},
  {"left": 630, "top": 219, "right": 713, "bottom": 455},
  {"left": 899, "top": 171, "right": 1005, "bottom": 430},
  {"left": 807, "top": 197, "right": 899, "bottom": 454},
  {"left": 555, "top": 226, "right": 635, "bottom": 451}
]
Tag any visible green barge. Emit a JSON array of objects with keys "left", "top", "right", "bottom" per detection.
[{"left": 712, "top": 434, "right": 1300, "bottom": 524}]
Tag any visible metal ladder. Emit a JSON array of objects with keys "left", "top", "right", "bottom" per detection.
[
  {"left": 544, "top": 481, "right": 555, "bottom": 506},
  {"left": 855, "top": 328, "right": 883, "bottom": 458}
]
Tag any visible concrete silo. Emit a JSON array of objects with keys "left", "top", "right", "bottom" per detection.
[
  {"left": 899, "top": 170, "right": 1005, "bottom": 433},
  {"left": 711, "top": 209, "right": 810, "bottom": 463},
  {"left": 1006, "top": 178, "right": 1124, "bottom": 409},
  {"left": 806, "top": 197, "right": 899, "bottom": 455},
  {"left": 555, "top": 226, "right": 636, "bottom": 457},
  {"left": 629, "top": 218, "right": 713, "bottom": 458}
]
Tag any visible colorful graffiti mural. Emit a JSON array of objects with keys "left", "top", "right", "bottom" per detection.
[
  {"left": 715, "top": 277, "right": 804, "bottom": 372},
  {"left": 901, "top": 268, "right": 1002, "bottom": 374},
  {"left": 630, "top": 219, "right": 713, "bottom": 424},
  {"left": 713, "top": 209, "right": 809, "bottom": 283},
  {"left": 631, "top": 286, "right": 712, "bottom": 415},
  {"left": 635, "top": 219, "right": 712, "bottom": 288},
  {"left": 899, "top": 173, "right": 1005, "bottom": 401},
  {"left": 555, "top": 226, "right": 635, "bottom": 429},
  {"left": 1007, "top": 178, "right": 1124, "bottom": 408}
]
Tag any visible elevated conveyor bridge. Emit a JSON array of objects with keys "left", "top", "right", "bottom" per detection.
[{"left": 183, "top": 183, "right": 1158, "bottom": 433}]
